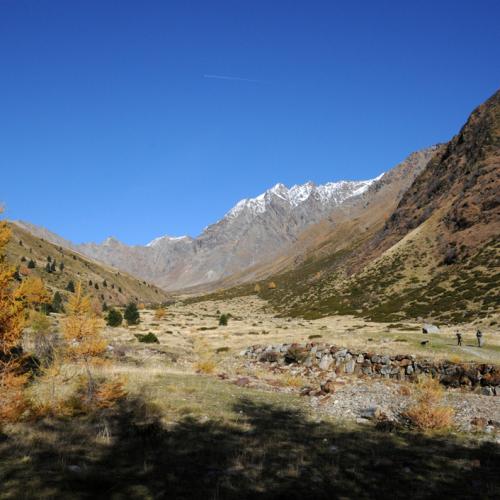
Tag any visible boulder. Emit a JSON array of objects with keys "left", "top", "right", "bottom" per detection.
[
  {"left": 362, "top": 366, "right": 373, "bottom": 375},
  {"left": 235, "top": 377, "right": 250, "bottom": 387},
  {"left": 321, "top": 379, "right": 336, "bottom": 393},
  {"left": 422, "top": 324, "right": 439, "bottom": 334},
  {"left": 345, "top": 359, "right": 356, "bottom": 374},
  {"left": 259, "top": 351, "right": 278, "bottom": 363},
  {"left": 380, "top": 355, "right": 391, "bottom": 365},
  {"left": 360, "top": 406, "right": 385, "bottom": 420},
  {"left": 481, "top": 386, "right": 495, "bottom": 396},
  {"left": 319, "top": 354, "right": 334, "bottom": 371}
]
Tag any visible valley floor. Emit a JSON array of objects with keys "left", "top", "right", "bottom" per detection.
[{"left": 1, "top": 297, "right": 499, "bottom": 499}]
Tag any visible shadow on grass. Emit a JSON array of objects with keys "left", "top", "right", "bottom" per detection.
[{"left": 1, "top": 397, "right": 499, "bottom": 499}]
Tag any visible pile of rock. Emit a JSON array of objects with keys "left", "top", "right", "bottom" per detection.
[{"left": 240, "top": 343, "right": 500, "bottom": 395}]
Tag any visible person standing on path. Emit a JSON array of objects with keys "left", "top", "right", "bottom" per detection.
[
  {"left": 476, "top": 329, "right": 483, "bottom": 347},
  {"left": 456, "top": 331, "right": 462, "bottom": 346}
]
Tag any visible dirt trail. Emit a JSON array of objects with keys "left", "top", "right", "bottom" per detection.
[{"left": 461, "top": 345, "right": 500, "bottom": 362}]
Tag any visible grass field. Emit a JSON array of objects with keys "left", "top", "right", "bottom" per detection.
[{"left": 1, "top": 297, "right": 499, "bottom": 499}]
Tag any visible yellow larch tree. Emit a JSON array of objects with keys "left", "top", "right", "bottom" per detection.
[
  {"left": 15, "top": 276, "right": 51, "bottom": 309},
  {"left": 63, "top": 282, "right": 106, "bottom": 403},
  {"left": 0, "top": 215, "right": 29, "bottom": 421}
]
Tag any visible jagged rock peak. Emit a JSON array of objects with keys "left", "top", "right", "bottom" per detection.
[{"left": 227, "top": 176, "right": 381, "bottom": 219}]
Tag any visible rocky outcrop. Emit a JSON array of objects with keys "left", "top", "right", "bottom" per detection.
[{"left": 241, "top": 343, "right": 500, "bottom": 395}]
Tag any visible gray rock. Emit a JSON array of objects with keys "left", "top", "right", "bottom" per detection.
[
  {"left": 359, "top": 406, "right": 384, "bottom": 419},
  {"left": 406, "top": 365, "right": 414, "bottom": 375},
  {"left": 380, "top": 365, "right": 392, "bottom": 376},
  {"left": 319, "top": 354, "right": 334, "bottom": 371},
  {"left": 304, "top": 355, "right": 314, "bottom": 368},
  {"left": 422, "top": 324, "right": 439, "bottom": 334},
  {"left": 356, "top": 354, "right": 365, "bottom": 363},
  {"left": 345, "top": 359, "right": 356, "bottom": 374},
  {"left": 481, "top": 386, "right": 495, "bottom": 396}
]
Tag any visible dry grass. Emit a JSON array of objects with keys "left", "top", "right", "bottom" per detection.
[
  {"left": 404, "top": 377, "right": 455, "bottom": 431},
  {"left": 195, "top": 358, "right": 217, "bottom": 374},
  {"left": 281, "top": 374, "right": 306, "bottom": 388},
  {"left": 0, "top": 372, "right": 28, "bottom": 422}
]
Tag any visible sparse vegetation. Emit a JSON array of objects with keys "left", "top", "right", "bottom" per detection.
[
  {"left": 405, "top": 377, "right": 455, "bottom": 431},
  {"left": 106, "top": 308, "right": 123, "bottom": 327},
  {"left": 195, "top": 358, "right": 217, "bottom": 374},
  {"left": 135, "top": 332, "right": 159, "bottom": 344},
  {"left": 154, "top": 307, "right": 167, "bottom": 320},
  {"left": 124, "top": 302, "right": 140, "bottom": 325}
]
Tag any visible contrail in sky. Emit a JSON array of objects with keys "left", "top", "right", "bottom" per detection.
[{"left": 203, "top": 73, "right": 264, "bottom": 83}]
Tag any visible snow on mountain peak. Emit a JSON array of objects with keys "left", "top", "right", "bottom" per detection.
[
  {"left": 146, "top": 235, "right": 189, "bottom": 247},
  {"left": 227, "top": 175, "right": 381, "bottom": 220}
]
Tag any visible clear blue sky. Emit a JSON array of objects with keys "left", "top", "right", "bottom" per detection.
[{"left": 1, "top": 1, "right": 499, "bottom": 244}]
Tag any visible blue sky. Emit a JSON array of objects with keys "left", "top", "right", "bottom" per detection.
[{"left": 1, "top": 1, "right": 499, "bottom": 244}]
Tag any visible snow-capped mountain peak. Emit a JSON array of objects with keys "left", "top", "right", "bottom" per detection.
[
  {"left": 226, "top": 176, "right": 380, "bottom": 219},
  {"left": 146, "top": 235, "right": 190, "bottom": 247}
]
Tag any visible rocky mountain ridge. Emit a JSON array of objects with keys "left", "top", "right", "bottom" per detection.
[
  {"left": 214, "top": 89, "right": 499, "bottom": 323},
  {"left": 15, "top": 176, "right": 383, "bottom": 290}
]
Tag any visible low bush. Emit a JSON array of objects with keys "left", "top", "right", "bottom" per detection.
[
  {"left": 404, "top": 377, "right": 454, "bottom": 431},
  {"left": 195, "top": 359, "right": 216, "bottom": 374},
  {"left": 106, "top": 308, "right": 123, "bottom": 327},
  {"left": 135, "top": 332, "right": 159, "bottom": 344},
  {"left": 154, "top": 307, "right": 167, "bottom": 320}
]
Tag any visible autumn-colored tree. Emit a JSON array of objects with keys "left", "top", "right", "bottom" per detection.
[
  {"left": 254, "top": 283, "right": 261, "bottom": 293},
  {"left": 154, "top": 307, "right": 167, "bottom": 320},
  {"left": 15, "top": 276, "right": 50, "bottom": 309},
  {"left": 63, "top": 283, "right": 106, "bottom": 403},
  {"left": 29, "top": 310, "right": 56, "bottom": 367},
  {"left": 0, "top": 217, "right": 29, "bottom": 421}
]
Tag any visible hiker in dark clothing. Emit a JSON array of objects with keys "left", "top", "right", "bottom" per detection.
[
  {"left": 456, "top": 331, "right": 462, "bottom": 346},
  {"left": 476, "top": 330, "right": 483, "bottom": 347}
]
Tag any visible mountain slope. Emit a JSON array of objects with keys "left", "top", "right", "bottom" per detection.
[
  {"left": 183, "top": 145, "right": 440, "bottom": 294},
  {"left": 201, "top": 90, "right": 500, "bottom": 323},
  {"left": 17, "top": 178, "right": 380, "bottom": 291},
  {"left": 6, "top": 223, "right": 169, "bottom": 307}
]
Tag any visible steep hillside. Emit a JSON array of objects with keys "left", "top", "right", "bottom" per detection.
[
  {"left": 6, "top": 223, "right": 169, "bottom": 308},
  {"left": 197, "top": 90, "right": 500, "bottom": 324}
]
